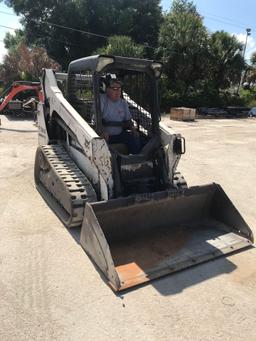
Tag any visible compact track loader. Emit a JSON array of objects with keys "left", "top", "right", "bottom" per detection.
[{"left": 35, "top": 55, "right": 253, "bottom": 291}]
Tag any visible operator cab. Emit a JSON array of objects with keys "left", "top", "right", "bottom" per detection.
[
  {"left": 67, "top": 55, "right": 169, "bottom": 195},
  {"left": 67, "top": 55, "right": 162, "bottom": 152}
]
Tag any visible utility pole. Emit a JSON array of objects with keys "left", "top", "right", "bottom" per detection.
[
  {"left": 237, "top": 28, "right": 251, "bottom": 95},
  {"left": 243, "top": 28, "right": 251, "bottom": 58}
]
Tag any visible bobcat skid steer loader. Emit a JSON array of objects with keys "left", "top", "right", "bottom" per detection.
[{"left": 35, "top": 55, "right": 253, "bottom": 291}]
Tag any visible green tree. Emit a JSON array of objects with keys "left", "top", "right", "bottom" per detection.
[
  {"left": 157, "top": 0, "right": 208, "bottom": 97},
  {"left": 2, "top": 0, "right": 162, "bottom": 68},
  {"left": 251, "top": 51, "right": 256, "bottom": 66},
  {"left": 4, "top": 29, "right": 25, "bottom": 51},
  {"left": 96, "top": 35, "right": 145, "bottom": 58},
  {"left": 207, "top": 31, "right": 244, "bottom": 92},
  {"left": 246, "top": 52, "right": 256, "bottom": 85}
]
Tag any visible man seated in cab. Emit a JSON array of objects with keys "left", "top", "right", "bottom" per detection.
[{"left": 100, "top": 76, "right": 141, "bottom": 154}]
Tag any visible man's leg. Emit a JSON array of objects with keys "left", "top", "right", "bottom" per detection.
[
  {"left": 119, "top": 131, "right": 141, "bottom": 154},
  {"left": 109, "top": 131, "right": 141, "bottom": 154},
  {"left": 108, "top": 134, "right": 123, "bottom": 144}
]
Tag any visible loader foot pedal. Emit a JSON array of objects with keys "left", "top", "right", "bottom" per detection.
[{"left": 34, "top": 144, "right": 96, "bottom": 227}]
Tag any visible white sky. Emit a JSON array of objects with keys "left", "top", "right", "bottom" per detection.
[{"left": 0, "top": 4, "right": 21, "bottom": 62}]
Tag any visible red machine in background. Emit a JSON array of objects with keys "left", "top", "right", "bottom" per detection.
[{"left": 0, "top": 81, "right": 43, "bottom": 116}]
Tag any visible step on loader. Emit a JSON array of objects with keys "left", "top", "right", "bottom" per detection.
[{"left": 34, "top": 55, "right": 253, "bottom": 291}]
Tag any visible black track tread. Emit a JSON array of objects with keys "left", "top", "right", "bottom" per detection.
[{"left": 36, "top": 144, "right": 96, "bottom": 227}]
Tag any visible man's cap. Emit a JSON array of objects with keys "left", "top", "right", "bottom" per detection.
[{"left": 105, "top": 74, "right": 122, "bottom": 87}]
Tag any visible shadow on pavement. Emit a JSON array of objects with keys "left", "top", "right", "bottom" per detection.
[
  {"left": 118, "top": 246, "right": 253, "bottom": 297},
  {"left": 150, "top": 256, "right": 237, "bottom": 295},
  {"left": 4, "top": 114, "right": 35, "bottom": 121},
  {"left": 116, "top": 255, "right": 237, "bottom": 297}
]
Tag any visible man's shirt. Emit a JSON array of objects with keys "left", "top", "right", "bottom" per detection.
[{"left": 100, "top": 94, "right": 131, "bottom": 135}]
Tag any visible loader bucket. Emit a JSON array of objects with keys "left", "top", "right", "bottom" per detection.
[{"left": 80, "top": 183, "right": 253, "bottom": 291}]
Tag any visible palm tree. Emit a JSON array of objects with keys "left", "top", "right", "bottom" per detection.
[
  {"left": 157, "top": 0, "right": 208, "bottom": 96},
  {"left": 207, "top": 31, "right": 244, "bottom": 92}
]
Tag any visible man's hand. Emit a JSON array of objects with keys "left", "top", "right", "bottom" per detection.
[{"left": 123, "top": 120, "right": 139, "bottom": 136}]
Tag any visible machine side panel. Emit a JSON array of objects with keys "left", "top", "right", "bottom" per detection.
[{"left": 40, "top": 69, "right": 114, "bottom": 199}]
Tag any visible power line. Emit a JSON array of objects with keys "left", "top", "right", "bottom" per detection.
[
  {"left": 0, "top": 6, "right": 254, "bottom": 34},
  {"left": 200, "top": 11, "right": 251, "bottom": 30},
  {"left": 0, "top": 9, "right": 110, "bottom": 39},
  {"left": 34, "top": 19, "right": 108, "bottom": 39},
  {"left": 0, "top": 5, "right": 251, "bottom": 31},
  {"left": 0, "top": 8, "right": 253, "bottom": 52},
  {"left": 0, "top": 6, "right": 253, "bottom": 64},
  {"left": 0, "top": 27, "right": 82, "bottom": 47},
  {"left": 0, "top": 21, "right": 247, "bottom": 59},
  {"left": 0, "top": 18, "right": 156, "bottom": 50},
  {"left": 0, "top": 24, "right": 17, "bottom": 31},
  {"left": 0, "top": 10, "right": 114, "bottom": 40},
  {"left": 0, "top": 9, "right": 17, "bottom": 17},
  {"left": 204, "top": 16, "right": 245, "bottom": 30}
]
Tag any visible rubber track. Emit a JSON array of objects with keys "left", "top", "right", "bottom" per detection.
[{"left": 35, "top": 144, "right": 96, "bottom": 227}]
